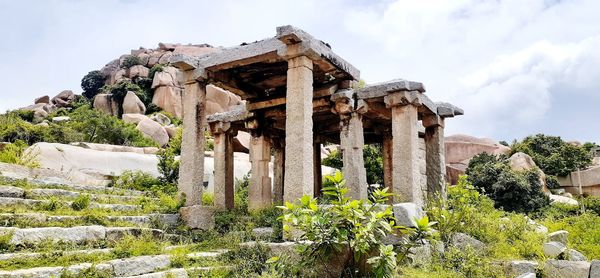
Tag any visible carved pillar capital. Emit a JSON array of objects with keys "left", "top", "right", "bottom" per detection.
[
  {"left": 384, "top": 90, "right": 422, "bottom": 108},
  {"left": 209, "top": 121, "right": 231, "bottom": 135}
]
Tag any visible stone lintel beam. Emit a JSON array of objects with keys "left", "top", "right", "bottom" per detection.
[
  {"left": 206, "top": 104, "right": 253, "bottom": 123},
  {"left": 170, "top": 54, "right": 200, "bottom": 70},
  {"left": 276, "top": 25, "right": 360, "bottom": 80},
  {"left": 356, "top": 79, "right": 426, "bottom": 100},
  {"left": 384, "top": 90, "right": 423, "bottom": 108},
  {"left": 436, "top": 102, "right": 464, "bottom": 118},
  {"left": 201, "top": 39, "right": 282, "bottom": 72}
]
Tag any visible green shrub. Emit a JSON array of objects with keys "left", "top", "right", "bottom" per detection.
[
  {"left": 466, "top": 153, "right": 550, "bottom": 213},
  {"left": 71, "top": 194, "right": 90, "bottom": 211},
  {"left": 40, "top": 196, "right": 61, "bottom": 211},
  {"left": 11, "top": 110, "right": 35, "bottom": 122},
  {"left": 202, "top": 192, "right": 214, "bottom": 206},
  {"left": 81, "top": 70, "right": 107, "bottom": 99},
  {"left": 280, "top": 171, "right": 435, "bottom": 277},
  {"left": 65, "top": 105, "right": 156, "bottom": 147},
  {"left": 541, "top": 213, "right": 600, "bottom": 259},
  {"left": 148, "top": 64, "right": 164, "bottom": 79},
  {"left": 321, "top": 145, "right": 384, "bottom": 185},
  {"left": 0, "top": 140, "right": 39, "bottom": 168},
  {"left": 112, "top": 233, "right": 163, "bottom": 258},
  {"left": 225, "top": 244, "right": 271, "bottom": 276},
  {"left": 157, "top": 148, "right": 179, "bottom": 184},
  {"left": 546, "top": 175, "right": 561, "bottom": 190},
  {"left": 511, "top": 134, "right": 592, "bottom": 176},
  {"left": 112, "top": 170, "right": 161, "bottom": 192},
  {"left": 120, "top": 55, "right": 143, "bottom": 69}
]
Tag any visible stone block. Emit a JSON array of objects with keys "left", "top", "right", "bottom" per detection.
[
  {"left": 252, "top": 227, "right": 274, "bottom": 240},
  {"left": 9, "top": 226, "right": 106, "bottom": 245},
  {"left": 449, "top": 233, "right": 485, "bottom": 253},
  {"left": 109, "top": 255, "right": 170, "bottom": 277},
  {"left": 566, "top": 249, "right": 587, "bottom": 261},
  {"left": 543, "top": 260, "right": 590, "bottom": 278},
  {"left": 505, "top": 260, "right": 538, "bottom": 277},
  {"left": 543, "top": 241, "right": 567, "bottom": 258},
  {"left": 0, "top": 185, "right": 24, "bottom": 198},
  {"left": 179, "top": 205, "right": 216, "bottom": 230},
  {"left": 547, "top": 230, "right": 569, "bottom": 245},
  {"left": 591, "top": 260, "right": 600, "bottom": 278},
  {"left": 392, "top": 202, "right": 425, "bottom": 227}
]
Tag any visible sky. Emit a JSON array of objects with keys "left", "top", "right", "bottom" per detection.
[{"left": 1, "top": 0, "right": 599, "bottom": 143}]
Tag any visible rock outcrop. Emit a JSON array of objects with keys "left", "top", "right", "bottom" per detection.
[
  {"left": 444, "top": 134, "right": 511, "bottom": 184},
  {"left": 122, "top": 91, "right": 146, "bottom": 115}
]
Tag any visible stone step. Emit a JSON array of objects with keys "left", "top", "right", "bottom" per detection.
[
  {"left": 0, "top": 176, "right": 144, "bottom": 196},
  {"left": 0, "top": 248, "right": 112, "bottom": 261},
  {"left": 0, "top": 197, "right": 141, "bottom": 212},
  {"left": 0, "top": 185, "right": 146, "bottom": 203},
  {"left": 124, "top": 266, "right": 232, "bottom": 278},
  {"left": 0, "top": 226, "right": 177, "bottom": 247},
  {"left": 0, "top": 251, "right": 231, "bottom": 277},
  {"left": 0, "top": 213, "right": 179, "bottom": 228}
]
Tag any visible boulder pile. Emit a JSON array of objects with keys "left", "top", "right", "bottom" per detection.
[{"left": 19, "top": 90, "right": 76, "bottom": 122}]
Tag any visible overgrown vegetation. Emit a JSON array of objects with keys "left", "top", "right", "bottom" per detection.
[
  {"left": 278, "top": 171, "right": 435, "bottom": 277},
  {"left": 466, "top": 153, "right": 550, "bottom": 213},
  {"left": 511, "top": 134, "right": 593, "bottom": 177},
  {"left": 322, "top": 144, "right": 384, "bottom": 185},
  {"left": 81, "top": 70, "right": 107, "bottom": 100},
  {"left": 0, "top": 105, "right": 156, "bottom": 147},
  {"left": 0, "top": 140, "right": 39, "bottom": 168}
]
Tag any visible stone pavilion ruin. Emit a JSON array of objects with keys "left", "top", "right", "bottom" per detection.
[{"left": 171, "top": 26, "right": 463, "bottom": 227}]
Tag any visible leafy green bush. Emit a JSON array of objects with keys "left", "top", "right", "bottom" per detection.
[
  {"left": 81, "top": 70, "right": 107, "bottom": 100},
  {"left": 39, "top": 196, "right": 61, "bottom": 211},
  {"left": 541, "top": 213, "right": 600, "bottom": 259},
  {"left": 148, "top": 64, "right": 164, "bottom": 79},
  {"left": 112, "top": 233, "right": 163, "bottom": 258},
  {"left": 157, "top": 148, "right": 179, "bottom": 184},
  {"left": 279, "top": 171, "right": 435, "bottom": 277},
  {"left": 120, "top": 55, "right": 143, "bottom": 69},
  {"left": 112, "top": 170, "right": 161, "bottom": 191},
  {"left": 65, "top": 105, "right": 156, "bottom": 147},
  {"left": 466, "top": 153, "right": 550, "bottom": 213},
  {"left": 322, "top": 144, "right": 384, "bottom": 185},
  {"left": 546, "top": 175, "right": 561, "bottom": 189},
  {"left": 71, "top": 194, "right": 91, "bottom": 211},
  {"left": 511, "top": 134, "right": 593, "bottom": 176},
  {"left": 0, "top": 140, "right": 39, "bottom": 168}
]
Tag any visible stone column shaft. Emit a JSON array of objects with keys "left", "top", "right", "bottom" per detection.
[
  {"left": 213, "top": 127, "right": 234, "bottom": 210},
  {"left": 284, "top": 56, "right": 314, "bottom": 202},
  {"left": 339, "top": 112, "right": 368, "bottom": 200},
  {"left": 382, "top": 134, "right": 393, "bottom": 204},
  {"left": 314, "top": 142, "right": 323, "bottom": 198},
  {"left": 391, "top": 104, "right": 422, "bottom": 205},
  {"left": 424, "top": 116, "right": 446, "bottom": 200},
  {"left": 273, "top": 145, "right": 285, "bottom": 205},
  {"left": 249, "top": 134, "right": 272, "bottom": 210},
  {"left": 178, "top": 79, "right": 206, "bottom": 206}
]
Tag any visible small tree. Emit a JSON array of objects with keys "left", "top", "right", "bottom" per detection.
[
  {"left": 466, "top": 153, "right": 550, "bottom": 213},
  {"left": 511, "top": 134, "right": 592, "bottom": 176},
  {"left": 81, "top": 70, "right": 106, "bottom": 99},
  {"left": 121, "top": 55, "right": 143, "bottom": 68}
]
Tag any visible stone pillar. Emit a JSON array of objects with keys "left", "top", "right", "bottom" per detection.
[
  {"left": 249, "top": 134, "right": 272, "bottom": 210},
  {"left": 385, "top": 91, "right": 422, "bottom": 205},
  {"left": 284, "top": 56, "right": 314, "bottom": 202},
  {"left": 273, "top": 143, "right": 285, "bottom": 205},
  {"left": 333, "top": 91, "right": 368, "bottom": 200},
  {"left": 423, "top": 115, "right": 446, "bottom": 200},
  {"left": 382, "top": 132, "right": 393, "bottom": 204},
  {"left": 314, "top": 141, "right": 323, "bottom": 198},
  {"left": 211, "top": 122, "right": 234, "bottom": 210},
  {"left": 178, "top": 74, "right": 206, "bottom": 207}
]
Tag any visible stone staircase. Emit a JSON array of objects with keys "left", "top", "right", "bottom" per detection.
[{"left": 0, "top": 174, "right": 233, "bottom": 277}]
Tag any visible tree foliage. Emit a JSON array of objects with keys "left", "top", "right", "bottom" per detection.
[
  {"left": 81, "top": 70, "right": 107, "bottom": 100},
  {"left": 511, "top": 134, "right": 593, "bottom": 176},
  {"left": 322, "top": 144, "right": 384, "bottom": 185},
  {"left": 466, "top": 153, "right": 550, "bottom": 213}
]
